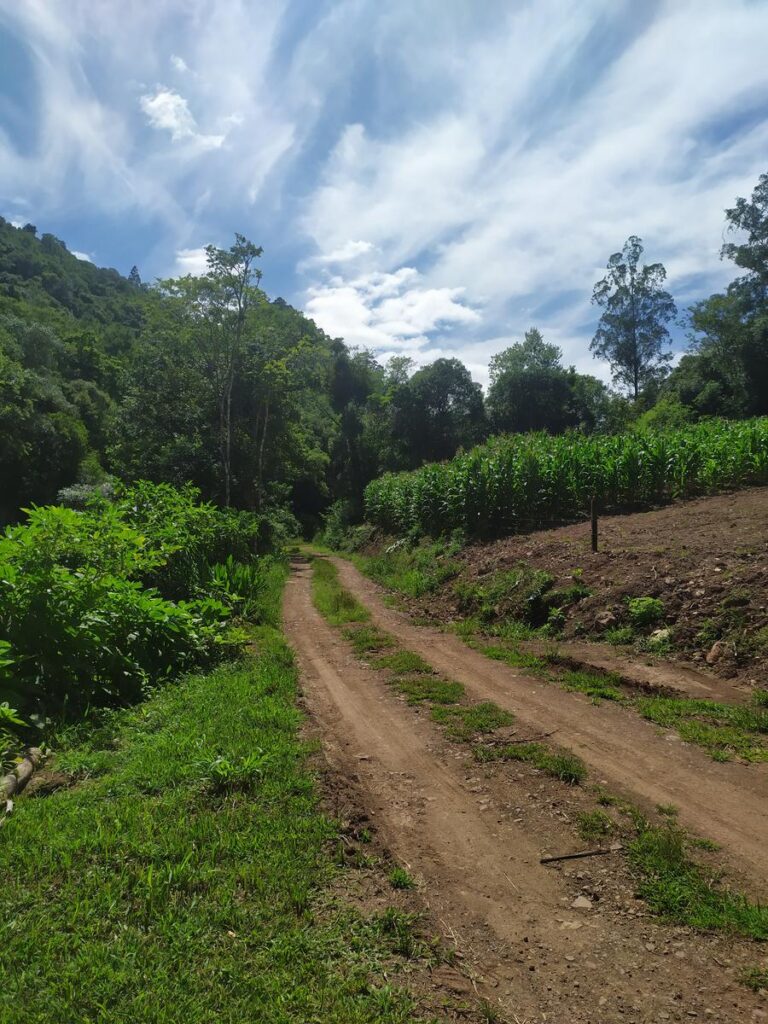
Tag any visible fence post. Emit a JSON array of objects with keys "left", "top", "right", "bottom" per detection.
[{"left": 590, "top": 496, "right": 598, "bottom": 553}]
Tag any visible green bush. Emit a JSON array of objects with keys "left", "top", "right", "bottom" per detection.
[
  {"left": 628, "top": 596, "right": 665, "bottom": 628},
  {"left": 0, "top": 484, "right": 276, "bottom": 722}
]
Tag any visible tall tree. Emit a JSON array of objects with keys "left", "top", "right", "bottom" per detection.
[
  {"left": 487, "top": 329, "right": 571, "bottom": 434},
  {"left": 390, "top": 357, "right": 485, "bottom": 466},
  {"left": 672, "top": 172, "right": 768, "bottom": 418},
  {"left": 590, "top": 236, "right": 676, "bottom": 399},
  {"left": 721, "top": 171, "right": 768, "bottom": 302},
  {"left": 157, "top": 235, "right": 263, "bottom": 506}
]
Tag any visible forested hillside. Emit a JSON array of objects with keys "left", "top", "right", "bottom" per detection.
[{"left": 1, "top": 171, "right": 766, "bottom": 536}]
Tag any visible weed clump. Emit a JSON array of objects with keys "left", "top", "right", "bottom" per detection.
[
  {"left": 431, "top": 702, "right": 513, "bottom": 741},
  {"left": 476, "top": 741, "right": 587, "bottom": 784}
]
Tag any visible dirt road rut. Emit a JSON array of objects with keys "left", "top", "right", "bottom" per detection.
[
  {"left": 284, "top": 557, "right": 765, "bottom": 1024},
  {"left": 333, "top": 557, "right": 768, "bottom": 891}
]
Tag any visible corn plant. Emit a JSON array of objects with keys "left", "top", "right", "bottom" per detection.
[{"left": 364, "top": 418, "right": 768, "bottom": 539}]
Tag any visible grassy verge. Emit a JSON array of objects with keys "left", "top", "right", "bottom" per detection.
[
  {"left": 0, "top": 597, "right": 431, "bottom": 1022},
  {"left": 311, "top": 558, "right": 586, "bottom": 785},
  {"left": 456, "top": 632, "right": 768, "bottom": 762}
]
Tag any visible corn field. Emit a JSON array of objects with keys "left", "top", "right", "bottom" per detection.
[{"left": 364, "top": 418, "right": 768, "bottom": 539}]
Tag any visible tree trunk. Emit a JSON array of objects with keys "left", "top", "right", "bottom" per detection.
[{"left": 256, "top": 399, "right": 270, "bottom": 508}]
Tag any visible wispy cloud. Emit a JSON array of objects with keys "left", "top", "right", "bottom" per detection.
[
  {"left": 1, "top": 0, "right": 767, "bottom": 384},
  {"left": 140, "top": 87, "right": 224, "bottom": 149}
]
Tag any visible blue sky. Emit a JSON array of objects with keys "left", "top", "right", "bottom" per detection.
[{"left": 1, "top": 0, "right": 767, "bottom": 386}]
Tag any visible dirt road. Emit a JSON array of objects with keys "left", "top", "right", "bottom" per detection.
[
  {"left": 333, "top": 556, "right": 768, "bottom": 891},
  {"left": 284, "top": 557, "right": 766, "bottom": 1024}
]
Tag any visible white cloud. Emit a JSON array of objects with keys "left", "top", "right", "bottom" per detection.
[
  {"left": 2, "top": 0, "right": 768, "bottom": 385},
  {"left": 305, "top": 266, "right": 480, "bottom": 352},
  {"left": 312, "top": 239, "right": 375, "bottom": 265},
  {"left": 140, "top": 88, "right": 224, "bottom": 149},
  {"left": 174, "top": 247, "right": 209, "bottom": 276},
  {"left": 300, "top": 0, "right": 768, "bottom": 378},
  {"left": 71, "top": 250, "right": 93, "bottom": 262}
]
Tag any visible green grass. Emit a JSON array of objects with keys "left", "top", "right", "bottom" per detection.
[
  {"left": 479, "top": 643, "right": 547, "bottom": 674},
  {"left": 0, "top": 630, "right": 429, "bottom": 1023},
  {"left": 388, "top": 867, "right": 415, "bottom": 890},
  {"left": 576, "top": 808, "right": 614, "bottom": 842},
  {"left": 561, "top": 669, "right": 625, "bottom": 703},
  {"left": 741, "top": 966, "right": 768, "bottom": 992},
  {"left": 629, "top": 824, "right": 768, "bottom": 940},
  {"left": 431, "top": 701, "right": 514, "bottom": 741},
  {"left": 391, "top": 675, "right": 465, "bottom": 705},
  {"left": 311, "top": 558, "right": 370, "bottom": 625},
  {"left": 374, "top": 650, "right": 433, "bottom": 674},
  {"left": 343, "top": 624, "right": 395, "bottom": 657},
  {"left": 355, "top": 538, "right": 463, "bottom": 599},
  {"left": 635, "top": 695, "right": 768, "bottom": 762},
  {"left": 475, "top": 741, "right": 587, "bottom": 785}
]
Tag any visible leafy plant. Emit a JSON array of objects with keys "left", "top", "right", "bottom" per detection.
[
  {"left": 364, "top": 418, "right": 768, "bottom": 540},
  {"left": 627, "top": 596, "right": 665, "bottom": 628}
]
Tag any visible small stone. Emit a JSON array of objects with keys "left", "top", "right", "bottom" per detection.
[
  {"left": 706, "top": 641, "right": 724, "bottom": 665},
  {"left": 595, "top": 610, "right": 618, "bottom": 628},
  {"left": 571, "top": 895, "right": 593, "bottom": 910}
]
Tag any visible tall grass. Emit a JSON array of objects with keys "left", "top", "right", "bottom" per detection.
[{"left": 364, "top": 418, "right": 768, "bottom": 539}]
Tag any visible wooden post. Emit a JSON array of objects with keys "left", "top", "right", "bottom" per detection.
[{"left": 590, "top": 496, "right": 598, "bottom": 553}]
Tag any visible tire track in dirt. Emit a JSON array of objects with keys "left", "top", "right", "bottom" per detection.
[
  {"left": 285, "top": 557, "right": 765, "bottom": 1023},
  {"left": 332, "top": 557, "right": 768, "bottom": 892}
]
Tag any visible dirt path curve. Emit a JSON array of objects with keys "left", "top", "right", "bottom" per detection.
[
  {"left": 333, "top": 557, "right": 768, "bottom": 892},
  {"left": 284, "top": 558, "right": 762, "bottom": 1023}
]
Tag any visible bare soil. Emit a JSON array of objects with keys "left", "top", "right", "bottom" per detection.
[
  {"left": 284, "top": 556, "right": 768, "bottom": 1024},
  {"left": 420, "top": 488, "right": 768, "bottom": 690}
]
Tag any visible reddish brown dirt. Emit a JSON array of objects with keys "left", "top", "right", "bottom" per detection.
[
  {"left": 333, "top": 557, "right": 768, "bottom": 891},
  {"left": 284, "top": 557, "right": 768, "bottom": 1024},
  {"left": 413, "top": 488, "right": 768, "bottom": 689}
]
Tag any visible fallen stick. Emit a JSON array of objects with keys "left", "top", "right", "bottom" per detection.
[
  {"left": 1, "top": 747, "right": 44, "bottom": 820},
  {"left": 540, "top": 844, "right": 622, "bottom": 865}
]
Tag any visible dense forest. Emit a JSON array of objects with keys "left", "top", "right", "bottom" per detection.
[{"left": 1, "top": 171, "right": 767, "bottom": 536}]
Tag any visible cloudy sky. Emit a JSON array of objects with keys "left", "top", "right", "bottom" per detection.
[{"left": 1, "top": 0, "right": 767, "bottom": 385}]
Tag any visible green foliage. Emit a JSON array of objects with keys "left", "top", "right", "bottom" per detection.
[
  {"left": 627, "top": 596, "right": 665, "bottom": 628},
  {"left": 0, "top": 485, "right": 273, "bottom": 721},
  {"left": 364, "top": 418, "right": 768, "bottom": 540},
  {"left": 0, "top": 699, "right": 26, "bottom": 771},
  {"left": 629, "top": 824, "right": 768, "bottom": 939}
]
